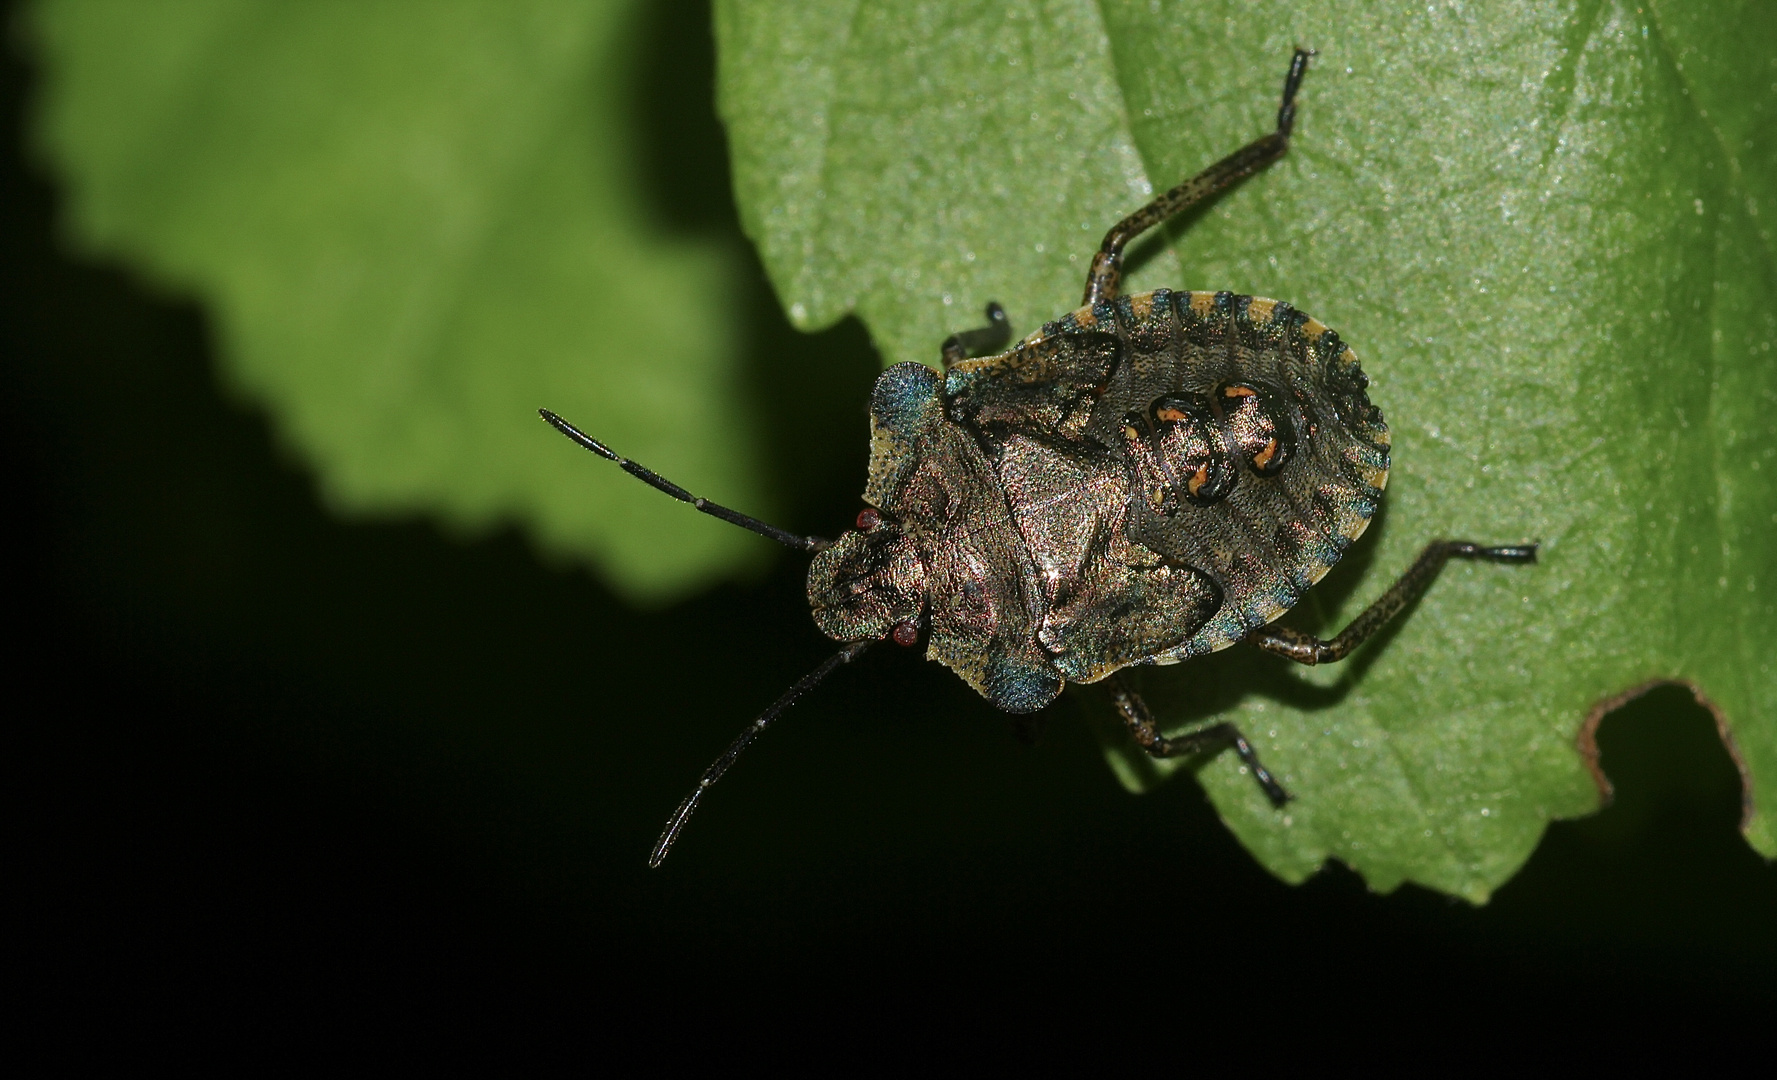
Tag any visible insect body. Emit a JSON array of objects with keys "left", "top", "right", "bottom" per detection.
[
  {"left": 817, "top": 288, "right": 1389, "bottom": 713},
  {"left": 542, "top": 49, "right": 1535, "bottom": 866}
]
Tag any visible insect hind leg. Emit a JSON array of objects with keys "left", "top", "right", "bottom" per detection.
[
  {"left": 1106, "top": 672, "right": 1291, "bottom": 806},
  {"left": 1080, "top": 48, "right": 1313, "bottom": 308},
  {"left": 1247, "top": 540, "right": 1538, "bottom": 665}
]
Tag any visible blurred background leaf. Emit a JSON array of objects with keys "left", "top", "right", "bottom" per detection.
[
  {"left": 28, "top": 0, "right": 770, "bottom": 602},
  {"left": 717, "top": 0, "right": 1777, "bottom": 899}
]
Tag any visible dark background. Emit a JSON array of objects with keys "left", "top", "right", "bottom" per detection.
[{"left": 5, "top": 1, "right": 1773, "bottom": 1065}]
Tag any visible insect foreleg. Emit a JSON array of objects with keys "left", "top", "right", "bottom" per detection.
[
  {"left": 940, "top": 301, "right": 1012, "bottom": 367},
  {"left": 1105, "top": 672, "right": 1291, "bottom": 806},
  {"left": 1246, "top": 540, "right": 1538, "bottom": 665}
]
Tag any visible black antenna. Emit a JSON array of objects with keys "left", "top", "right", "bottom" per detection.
[
  {"left": 539, "top": 408, "right": 830, "bottom": 553},
  {"left": 650, "top": 640, "right": 872, "bottom": 868}
]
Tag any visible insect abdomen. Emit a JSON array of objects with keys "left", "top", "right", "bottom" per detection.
[{"left": 1087, "top": 289, "right": 1390, "bottom": 660}]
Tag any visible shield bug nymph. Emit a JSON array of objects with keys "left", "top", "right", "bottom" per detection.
[{"left": 542, "top": 48, "right": 1536, "bottom": 867}]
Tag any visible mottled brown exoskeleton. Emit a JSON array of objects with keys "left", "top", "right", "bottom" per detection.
[{"left": 542, "top": 49, "right": 1535, "bottom": 866}]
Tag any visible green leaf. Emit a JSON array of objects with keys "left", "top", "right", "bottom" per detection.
[
  {"left": 718, "top": 0, "right": 1777, "bottom": 900},
  {"left": 27, "top": 0, "right": 768, "bottom": 603}
]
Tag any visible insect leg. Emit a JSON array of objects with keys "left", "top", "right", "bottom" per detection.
[
  {"left": 1246, "top": 540, "right": 1538, "bottom": 665},
  {"left": 1105, "top": 672, "right": 1291, "bottom": 806},
  {"left": 1080, "top": 48, "right": 1313, "bottom": 308},
  {"left": 940, "top": 301, "right": 1012, "bottom": 368}
]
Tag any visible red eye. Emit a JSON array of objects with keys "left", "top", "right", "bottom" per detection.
[
  {"left": 856, "top": 508, "right": 882, "bottom": 531},
  {"left": 891, "top": 621, "right": 919, "bottom": 647}
]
